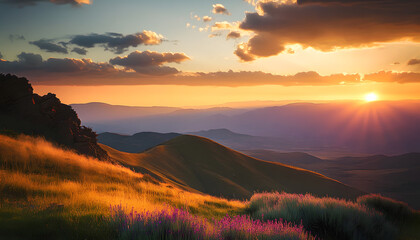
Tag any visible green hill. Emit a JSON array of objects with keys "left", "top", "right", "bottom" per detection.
[{"left": 101, "top": 135, "right": 363, "bottom": 200}]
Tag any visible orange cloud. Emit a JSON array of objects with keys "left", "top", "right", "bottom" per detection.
[
  {"left": 203, "top": 16, "right": 212, "bottom": 22},
  {"left": 364, "top": 71, "right": 420, "bottom": 84},
  {"left": 235, "top": 0, "right": 420, "bottom": 61},
  {"left": 212, "top": 4, "right": 230, "bottom": 15}
]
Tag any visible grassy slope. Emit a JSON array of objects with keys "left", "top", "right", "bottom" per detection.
[
  {"left": 102, "top": 135, "right": 364, "bottom": 200},
  {"left": 0, "top": 134, "right": 243, "bottom": 239},
  {"left": 1, "top": 134, "right": 418, "bottom": 239}
]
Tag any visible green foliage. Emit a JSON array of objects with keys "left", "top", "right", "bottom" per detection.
[
  {"left": 357, "top": 194, "right": 413, "bottom": 222},
  {"left": 247, "top": 192, "right": 398, "bottom": 240},
  {"left": 0, "top": 204, "right": 116, "bottom": 240}
]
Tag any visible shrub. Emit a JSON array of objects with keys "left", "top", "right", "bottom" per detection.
[
  {"left": 247, "top": 192, "right": 398, "bottom": 240},
  {"left": 109, "top": 204, "right": 313, "bottom": 240},
  {"left": 357, "top": 194, "right": 413, "bottom": 222}
]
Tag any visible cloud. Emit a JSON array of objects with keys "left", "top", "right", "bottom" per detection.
[
  {"left": 0, "top": 52, "right": 3, "bottom": 59},
  {"left": 193, "top": 15, "right": 201, "bottom": 21},
  {"left": 30, "top": 39, "right": 68, "bottom": 54},
  {"left": 235, "top": 0, "right": 420, "bottom": 61},
  {"left": 1, "top": 0, "right": 90, "bottom": 7},
  {"left": 2, "top": 53, "right": 418, "bottom": 86},
  {"left": 109, "top": 50, "right": 190, "bottom": 75},
  {"left": 209, "top": 33, "right": 222, "bottom": 38},
  {"left": 212, "top": 21, "right": 237, "bottom": 31},
  {"left": 364, "top": 71, "right": 420, "bottom": 83},
  {"left": 212, "top": 4, "right": 230, "bottom": 15},
  {"left": 9, "top": 34, "right": 25, "bottom": 42},
  {"left": 71, "top": 47, "right": 87, "bottom": 55},
  {"left": 69, "top": 31, "right": 163, "bottom": 54},
  {"left": 0, "top": 52, "right": 115, "bottom": 74},
  {"left": 203, "top": 16, "right": 212, "bottom": 22},
  {"left": 179, "top": 70, "right": 361, "bottom": 86},
  {"left": 407, "top": 59, "right": 420, "bottom": 66},
  {"left": 226, "top": 31, "right": 241, "bottom": 40}
]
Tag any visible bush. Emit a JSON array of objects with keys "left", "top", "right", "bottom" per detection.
[
  {"left": 247, "top": 192, "right": 398, "bottom": 240},
  {"left": 109, "top": 204, "right": 313, "bottom": 240},
  {"left": 357, "top": 194, "right": 413, "bottom": 222}
]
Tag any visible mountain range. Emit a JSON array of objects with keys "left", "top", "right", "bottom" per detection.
[{"left": 75, "top": 101, "right": 420, "bottom": 155}]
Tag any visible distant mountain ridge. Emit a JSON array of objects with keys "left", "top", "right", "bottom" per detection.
[
  {"left": 71, "top": 102, "right": 180, "bottom": 123},
  {"left": 98, "top": 132, "right": 181, "bottom": 153},
  {"left": 76, "top": 101, "right": 420, "bottom": 155}
]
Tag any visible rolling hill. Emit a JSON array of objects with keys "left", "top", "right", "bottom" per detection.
[
  {"left": 97, "top": 132, "right": 181, "bottom": 153},
  {"left": 101, "top": 135, "right": 363, "bottom": 200}
]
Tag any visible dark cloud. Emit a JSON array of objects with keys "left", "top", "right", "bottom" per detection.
[
  {"left": 0, "top": 0, "right": 90, "bottom": 7},
  {"left": 9, "top": 34, "right": 25, "bottom": 42},
  {"left": 2, "top": 52, "right": 418, "bottom": 86},
  {"left": 226, "top": 31, "right": 241, "bottom": 40},
  {"left": 0, "top": 52, "right": 2, "bottom": 59},
  {"left": 69, "top": 31, "right": 163, "bottom": 54},
  {"left": 71, "top": 47, "right": 87, "bottom": 55},
  {"left": 0, "top": 52, "right": 115, "bottom": 74},
  {"left": 407, "top": 59, "right": 420, "bottom": 66},
  {"left": 30, "top": 39, "right": 68, "bottom": 54},
  {"left": 364, "top": 71, "right": 420, "bottom": 83},
  {"left": 212, "top": 4, "right": 230, "bottom": 15},
  {"left": 235, "top": 0, "right": 420, "bottom": 61},
  {"left": 0, "top": 51, "right": 188, "bottom": 79},
  {"left": 109, "top": 50, "right": 190, "bottom": 75}
]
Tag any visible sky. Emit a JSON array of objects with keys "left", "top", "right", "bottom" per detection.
[{"left": 0, "top": 0, "right": 419, "bottom": 107}]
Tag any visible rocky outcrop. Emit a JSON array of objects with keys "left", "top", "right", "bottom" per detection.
[{"left": 0, "top": 73, "right": 108, "bottom": 160}]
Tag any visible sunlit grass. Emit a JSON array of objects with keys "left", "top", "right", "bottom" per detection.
[
  {"left": 1, "top": 134, "right": 418, "bottom": 239},
  {"left": 0, "top": 134, "right": 244, "bottom": 239}
]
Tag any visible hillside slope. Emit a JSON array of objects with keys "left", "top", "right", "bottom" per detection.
[
  {"left": 98, "top": 132, "right": 181, "bottom": 153},
  {"left": 101, "top": 135, "right": 363, "bottom": 200}
]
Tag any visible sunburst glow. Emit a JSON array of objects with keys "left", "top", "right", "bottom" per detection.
[{"left": 365, "top": 93, "right": 378, "bottom": 102}]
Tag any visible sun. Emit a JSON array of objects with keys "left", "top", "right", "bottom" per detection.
[{"left": 364, "top": 92, "right": 378, "bottom": 102}]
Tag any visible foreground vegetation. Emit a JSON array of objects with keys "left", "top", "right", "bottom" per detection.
[
  {"left": 0, "top": 134, "right": 243, "bottom": 239},
  {"left": 0, "top": 134, "right": 418, "bottom": 239}
]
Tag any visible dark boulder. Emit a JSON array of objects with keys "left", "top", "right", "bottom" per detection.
[{"left": 0, "top": 73, "right": 108, "bottom": 160}]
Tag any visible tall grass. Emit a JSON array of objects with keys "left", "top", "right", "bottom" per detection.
[
  {"left": 357, "top": 194, "right": 414, "bottom": 222},
  {"left": 1, "top": 134, "right": 415, "bottom": 239},
  {"left": 0, "top": 134, "right": 244, "bottom": 239},
  {"left": 109, "top": 204, "right": 313, "bottom": 240},
  {"left": 247, "top": 192, "right": 398, "bottom": 240}
]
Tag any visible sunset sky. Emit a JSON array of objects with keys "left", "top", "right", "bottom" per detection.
[{"left": 0, "top": 0, "right": 419, "bottom": 107}]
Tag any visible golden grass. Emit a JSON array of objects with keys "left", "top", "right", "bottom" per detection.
[{"left": 0, "top": 134, "right": 244, "bottom": 219}]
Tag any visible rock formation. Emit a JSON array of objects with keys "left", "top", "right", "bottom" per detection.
[{"left": 0, "top": 73, "right": 108, "bottom": 160}]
